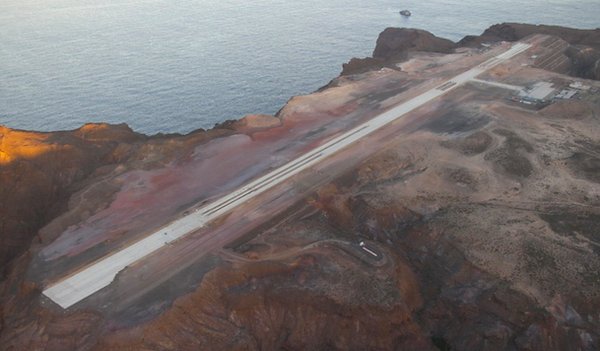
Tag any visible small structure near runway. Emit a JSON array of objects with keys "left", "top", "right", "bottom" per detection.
[
  {"left": 519, "top": 81, "right": 555, "bottom": 102},
  {"left": 555, "top": 89, "right": 577, "bottom": 100},
  {"left": 359, "top": 241, "right": 379, "bottom": 258}
]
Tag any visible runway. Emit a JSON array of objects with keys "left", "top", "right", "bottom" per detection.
[{"left": 42, "top": 42, "right": 531, "bottom": 309}]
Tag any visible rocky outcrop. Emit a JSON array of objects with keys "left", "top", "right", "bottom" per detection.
[
  {"left": 0, "top": 123, "right": 240, "bottom": 280},
  {"left": 458, "top": 23, "right": 600, "bottom": 49},
  {"left": 0, "top": 124, "right": 143, "bottom": 277},
  {"left": 459, "top": 23, "right": 600, "bottom": 80},
  {"left": 93, "top": 256, "right": 431, "bottom": 350},
  {"left": 564, "top": 45, "right": 600, "bottom": 80},
  {"left": 341, "top": 56, "right": 386, "bottom": 76},
  {"left": 373, "top": 28, "right": 456, "bottom": 60},
  {"left": 342, "top": 23, "right": 600, "bottom": 80},
  {"left": 342, "top": 28, "right": 456, "bottom": 76}
]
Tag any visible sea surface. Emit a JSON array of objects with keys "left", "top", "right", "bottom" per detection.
[{"left": 1, "top": 0, "right": 599, "bottom": 134}]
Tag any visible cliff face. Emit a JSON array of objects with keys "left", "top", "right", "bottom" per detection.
[
  {"left": 0, "top": 123, "right": 238, "bottom": 279},
  {"left": 2, "top": 25, "right": 600, "bottom": 351},
  {"left": 373, "top": 28, "right": 456, "bottom": 60},
  {"left": 0, "top": 124, "right": 143, "bottom": 277},
  {"left": 342, "top": 28, "right": 456, "bottom": 76}
]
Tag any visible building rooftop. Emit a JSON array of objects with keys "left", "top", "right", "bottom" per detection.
[{"left": 519, "top": 82, "right": 555, "bottom": 101}]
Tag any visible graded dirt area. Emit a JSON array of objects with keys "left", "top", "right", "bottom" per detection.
[{"left": 1, "top": 28, "right": 600, "bottom": 350}]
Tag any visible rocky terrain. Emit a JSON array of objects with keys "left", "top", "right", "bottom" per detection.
[
  {"left": 341, "top": 28, "right": 455, "bottom": 75},
  {"left": 343, "top": 23, "right": 600, "bottom": 80},
  {"left": 1, "top": 24, "right": 600, "bottom": 350},
  {"left": 459, "top": 23, "right": 600, "bottom": 80},
  {"left": 0, "top": 124, "right": 144, "bottom": 277}
]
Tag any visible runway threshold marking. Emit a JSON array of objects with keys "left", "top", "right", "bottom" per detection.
[{"left": 42, "top": 42, "right": 531, "bottom": 309}]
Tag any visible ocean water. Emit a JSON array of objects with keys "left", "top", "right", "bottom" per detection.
[{"left": 1, "top": 0, "right": 599, "bottom": 134}]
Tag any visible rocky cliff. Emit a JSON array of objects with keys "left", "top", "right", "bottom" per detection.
[
  {"left": 342, "top": 28, "right": 456, "bottom": 76},
  {"left": 343, "top": 23, "right": 600, "bottom": 80},
  {"left": 0, "top": 124, "right": 144, "bottom": 277}
]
